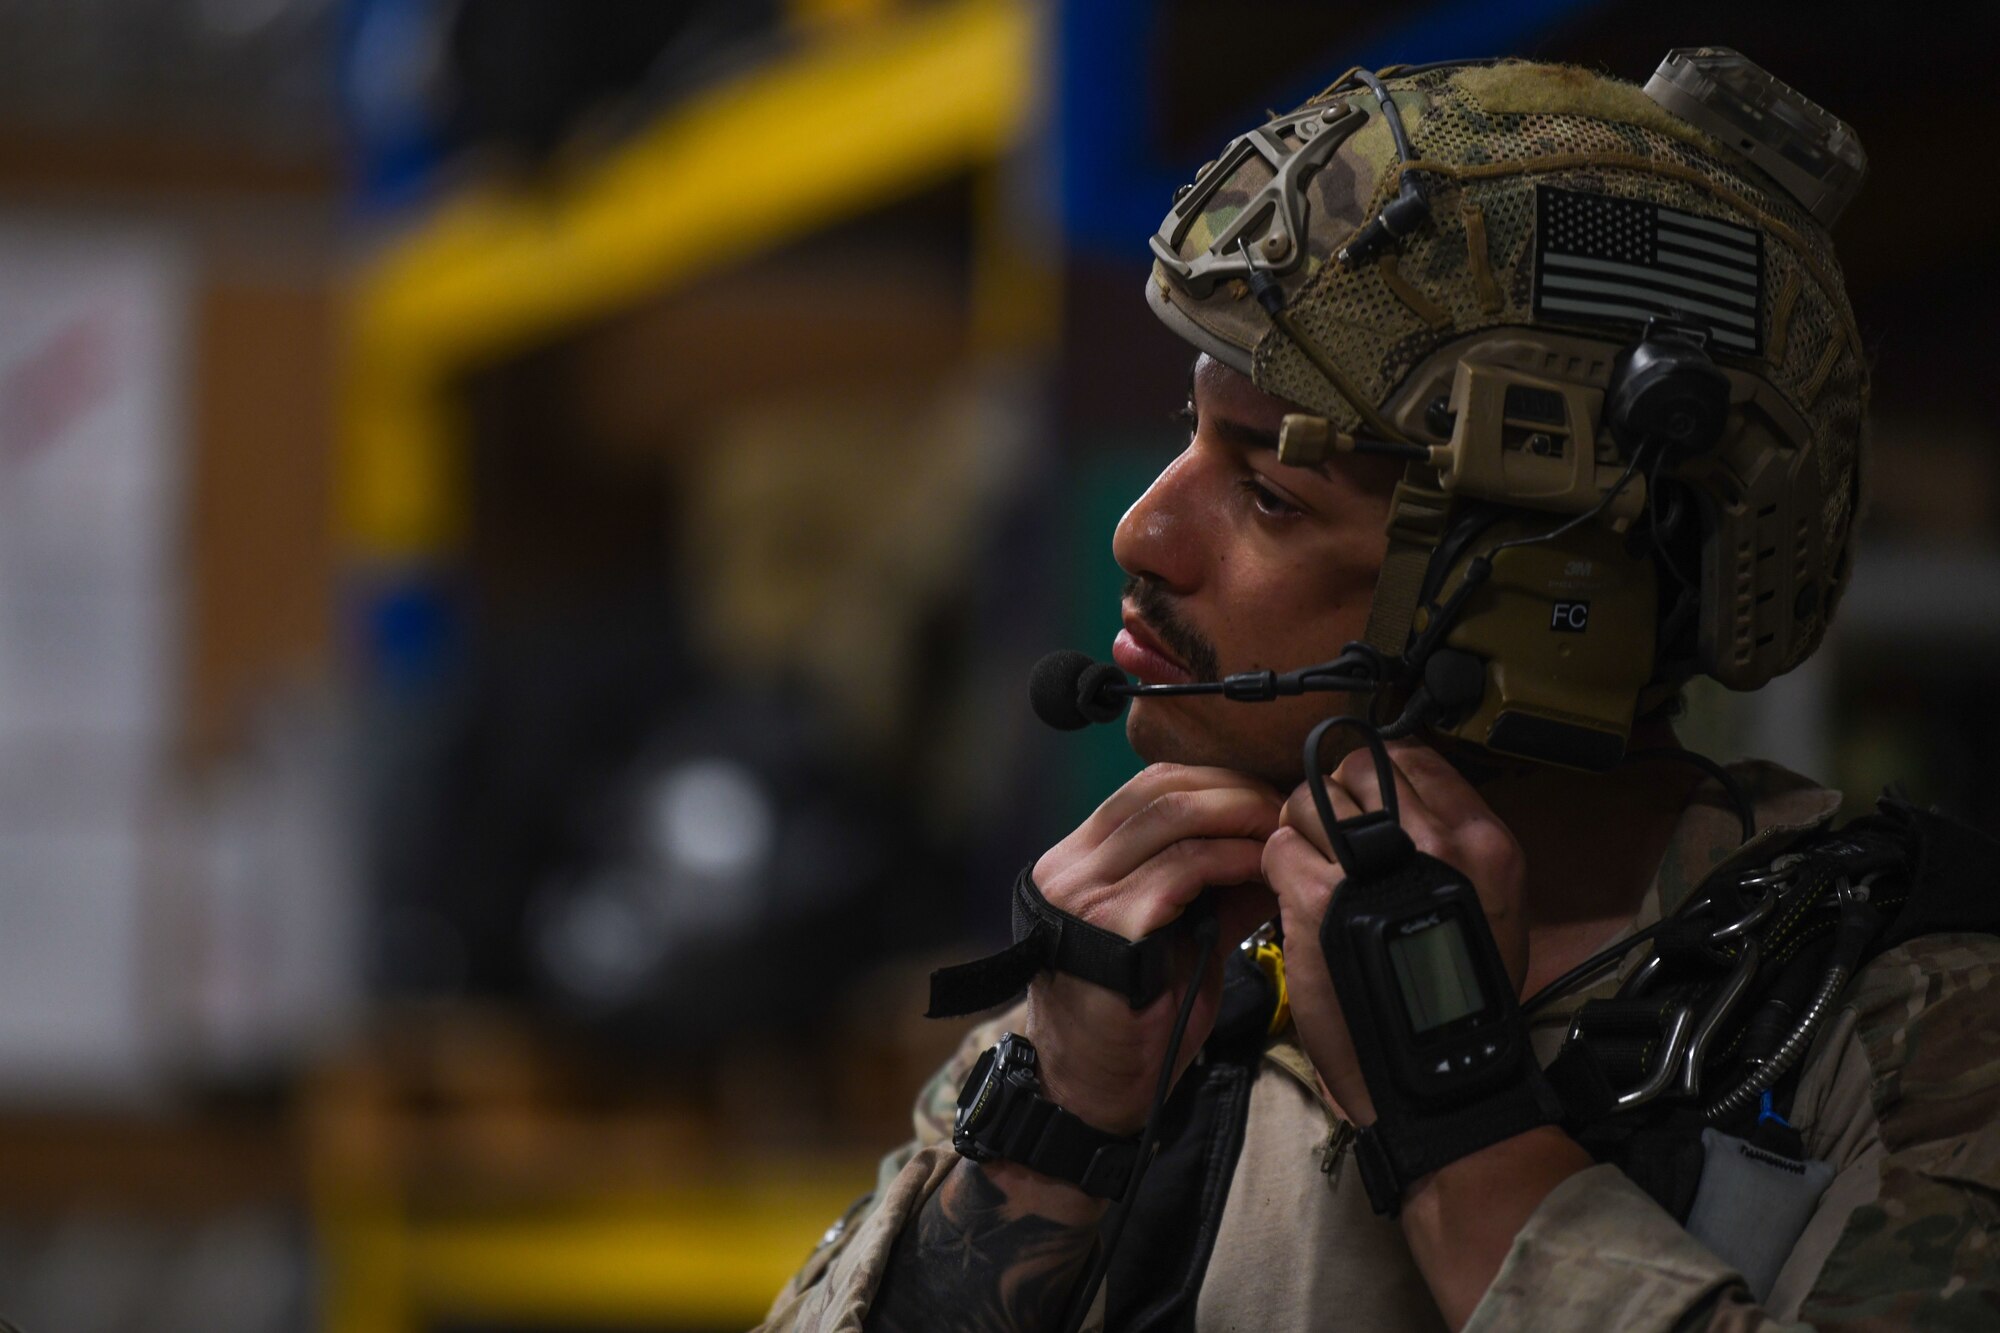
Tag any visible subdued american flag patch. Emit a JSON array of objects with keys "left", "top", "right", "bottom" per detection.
[{"left": 1532, "top": 185, "right": 1763, "bottom": 355}]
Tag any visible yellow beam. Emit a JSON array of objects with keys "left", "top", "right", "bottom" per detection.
[
  {"left": 343, "top": 0, "right": 1037, "bottom": 558},
  {"left": 332, "top": 1171, "right": 871, "bottom": 1329},
  {"left": 354, "top": 0, "right": 1037, "bottom": 372}
]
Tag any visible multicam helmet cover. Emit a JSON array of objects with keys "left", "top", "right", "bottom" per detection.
[{"left": 1147, "top": 55, "right": 1867, "bottom": 724}]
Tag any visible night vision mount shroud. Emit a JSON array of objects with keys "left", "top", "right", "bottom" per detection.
[{"left": 1145, "top": 51, "right": 1869, "bottom": 771}]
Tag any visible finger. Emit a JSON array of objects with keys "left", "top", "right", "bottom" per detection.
[
  {"left": 1334, "top": 743, "right": 1435, "bottom": 824},
  {"left": 1279, "top": 777, "right": 1362, "bottom": 862},
  {"left": 1094, "top": 785, "right": 1284, "bottom": 881},
  {"left": 1260, "top": 826, "right": 1342, "bottom": 920},
  {"left": 1083, "top": 764, "right": 1283, "bottom": 839},
  {"left": 1262, "top": 823, "right": 1322, "bottom": 884},
  {"left": 1383, "top": 741, "right": 1493, "bottom": 827},
  {"left": 1103, "top": 835, "right": 1271, "bottom": 938}
]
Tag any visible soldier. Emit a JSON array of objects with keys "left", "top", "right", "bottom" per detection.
[{"left": 761, "top": 53, "right": 2000, "bottom": 1332}]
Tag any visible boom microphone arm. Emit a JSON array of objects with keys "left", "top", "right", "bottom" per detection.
[{"left": 1027, "top": 646, "right": 1391, "bottom": 731}]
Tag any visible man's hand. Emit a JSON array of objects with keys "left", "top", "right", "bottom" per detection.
[
  {"left": 1025, "top": 763, "right": 1283, "bottom": 1135},
  {"left": 868, "top": 765, "right": 1280, "bottom": 1333},
  {"left": 1260, "top": 740, "right": 1528, "bottom": 1124}
]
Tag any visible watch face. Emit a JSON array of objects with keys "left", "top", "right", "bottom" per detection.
[{"left": 956, "top": 1048, "right": 999, "bottom": 1132}]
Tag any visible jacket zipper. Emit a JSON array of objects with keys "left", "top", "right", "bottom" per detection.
[{"left": 1320, "top": 1117, "right": 1356, "bottom": 1185}]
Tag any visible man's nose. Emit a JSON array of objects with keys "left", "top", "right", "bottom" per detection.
[{"left": 1112, "top": 449, "right": 1210, "bottom": 594}]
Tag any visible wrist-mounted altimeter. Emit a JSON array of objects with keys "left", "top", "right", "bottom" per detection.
[{"left": 1304, "top": 719, "right": 1563, "bottom": 1216}]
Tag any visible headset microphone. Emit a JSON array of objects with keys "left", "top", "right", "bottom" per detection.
[
  {"left": 1028, "top": 648, "right": 1395, "bottom": 732},
  {"left": 1029, "top": 650, "right": 1131, "bottom": 730}
]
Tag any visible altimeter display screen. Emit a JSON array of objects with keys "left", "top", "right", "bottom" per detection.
[{"left": 1386, "top": 911, "right": 1487, "bottom": 1035}]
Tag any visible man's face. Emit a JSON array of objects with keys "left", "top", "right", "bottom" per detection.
[{"left": 1112, "top": 355, "right": 1402, "bottom": 789}]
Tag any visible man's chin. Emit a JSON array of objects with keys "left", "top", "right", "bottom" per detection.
[
  {"left": 1125, "top": 692, "right": 1395, "bottom": 791},
  {"left": 1125, "top": 701, "right": 1293, "bottom": 789}
]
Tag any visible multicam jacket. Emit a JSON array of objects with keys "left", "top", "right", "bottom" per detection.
[{"left": 759, "top": 762, "right": 2000, "bottom": 1330}]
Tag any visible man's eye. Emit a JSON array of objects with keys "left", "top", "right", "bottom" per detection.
[
  {"left": 1172, "top": 404, "right": 1197, "bottom": 439},
  {"left": 1239, "top": 475, "right": 1301, "bottom": 518}
]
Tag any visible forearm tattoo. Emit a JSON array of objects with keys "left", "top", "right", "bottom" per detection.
[{"left": 865, "top": 1160, "right": 1100, "bottom": 1333}]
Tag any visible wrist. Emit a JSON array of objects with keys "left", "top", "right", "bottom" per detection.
[
  {"left": 1394, "top": 1126, "right": 1590, "bottom": 1331},
  {"left": 1401, "top": 1125, "right": 1591, "bottom": 1232},
  {"left": 1024, "top": 992, "right": 1159, "bottom": 1136},
  {"left": 1033, "top": 1055, "right": 1150, "bottom": 1137},
  {"left": 1314, "top": 1068, "right": 1375, "bottom": 1128}
]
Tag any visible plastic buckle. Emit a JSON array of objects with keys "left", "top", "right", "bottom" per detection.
[
  {"left": 1351, "top": 1125, "right": 1406, "bottom": 1218},
  {"left": 1333, "top": 811, "right": 1417, "bottom": 881}
]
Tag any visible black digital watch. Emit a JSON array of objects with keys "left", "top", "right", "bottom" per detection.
[
  {"left": 1305, "top": 721, "right": 1563, "bottom": 1216},
  {"left": 952, "top": 1032, "right": 1141, "bottom": 1200}
]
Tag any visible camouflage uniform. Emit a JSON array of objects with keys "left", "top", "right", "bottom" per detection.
[{"left": 759, "top": 763, "right": 2000, "bottom": 1330}]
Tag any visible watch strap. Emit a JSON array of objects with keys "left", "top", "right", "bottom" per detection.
[
  {"left": 976, "top": 1088, "right": 1141, "bottom": 1199},
  {"left": 954, "top": 1037, "right": 1142, "bottom": 1199},
  {"left": 1352, "top": 1073, "right": 1565, "bottom": 1216}
]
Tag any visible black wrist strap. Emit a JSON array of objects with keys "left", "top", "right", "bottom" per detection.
[
  {"left": 1314, "top": 846, "right": 1565, "bottom": 1218},
  {"left": 977, "top": 1090, "right": 1141, "bottom": 1199},
  {"left": 1352, "top": 1074, "right": 1565, "bottom": 1216},
  {"left": 926, "top": 868, "right": 1214, "bottom": 1017}
]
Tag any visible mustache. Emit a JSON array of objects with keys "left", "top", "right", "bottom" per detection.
[{"left": 1123, "top": 575, "right": 1221, "bottom": 684}]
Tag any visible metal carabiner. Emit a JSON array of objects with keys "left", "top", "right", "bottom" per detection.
[
  {"left": 1705, "top": 884, "right": 1780, "bottom": 944},
  {"left": 1611, "top": 1004, "right": 1696, "bottom": 1110},
  {"left": 1837, "top": 870, "right": 1884, "bottom": 906},
  {"left": 1735, "top": 851, "right": 1806, "bottom": 894},
  {"left": 1617, "top": 884, "right": 1772, "bottom": 999},
  {"left": 1677, "top": 936, "right": 1761, "bottom": 1098}
]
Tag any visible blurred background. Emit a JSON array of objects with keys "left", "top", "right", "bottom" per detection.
[{"left": 0, "top": 1, "right": 1993, "bottom": 1329}]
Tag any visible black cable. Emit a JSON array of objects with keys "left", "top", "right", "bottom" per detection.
[
  {"left": 1518, "top": 746, "right": 1752, "bottom": 1016},
  {"left": 1624, "top": 746, "right": 1755, "bottom": 845},
  {"left": 1646, "top": 452, "right": 1695, "bottom": 592},
  {"left": 1397, "top": 444, "right": 1653, "bottom": 682},
  {"left": 1520, "top": 920, "right": 1666, "bottom": 1017},
  {"left": 1059, "top": 913, "right": 1221, "bottom": 1333},
  {"left": 1481, "top": 441, "right": 1653, "bottom": 561},
  {"left": 1337, "top": 69, "right": 1430, "bottom": 267},
  {"left": 1352, "top": 69, "right": 1416, "bottom": 161}
]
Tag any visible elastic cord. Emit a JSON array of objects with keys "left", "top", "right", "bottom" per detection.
[{"left": 1303, "top": 716, "right": 1404, "bottom": 874}]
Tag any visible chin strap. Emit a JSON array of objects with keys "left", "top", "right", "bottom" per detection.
[
  {"left": 926, "top": 869, "right": 1216, "bottom": 1018},
  {"left": 1362, "top": 473, "right": 1453, "bottom": 659}
]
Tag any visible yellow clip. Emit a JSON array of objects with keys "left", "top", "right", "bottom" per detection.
[{"left": 1248, "top": 939, "right": 1291, "bottom": 1036}]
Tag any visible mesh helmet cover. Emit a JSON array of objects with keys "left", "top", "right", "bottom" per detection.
[{"left": 1147, "top": 59, "right": 1867, "bottom": 683}]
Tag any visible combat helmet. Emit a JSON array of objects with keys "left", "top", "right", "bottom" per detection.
[{"left": 1146, "top": 50, "right": 1869, "bottom": 770}]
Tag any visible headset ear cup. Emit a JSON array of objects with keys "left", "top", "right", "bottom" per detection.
[{"left": 1606, "top": 335, "right": 1731, "bottom": 461}]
